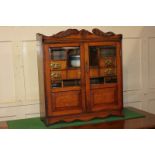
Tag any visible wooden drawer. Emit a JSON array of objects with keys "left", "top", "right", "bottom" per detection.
[
  {"left": 100, "top": 68, "right": 116, "bottom": 76},
  {"left": 99, "top": 57, "right": 116, "bottom": 68},
  {"left": 51, "top": 71, "right": 67, "bottom": 80},
  {"left": 67, "top": 70, "right": 81, "bottom": 79},
  {"left": 51, "top": 61, "right": 67, "bottom": 70},
  {"left": 90, "top": 68, "right": 99, "bottom": 78}
]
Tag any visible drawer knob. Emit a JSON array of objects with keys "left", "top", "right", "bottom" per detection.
[
  {"left": 105, "top": 59, "right": 113, "bottom": 67},
  {"left": 104, "top": 68, "right": 114, "bottom": 75},
  {"left": 51, "top": 63, "right": 61, "bottom": 69},
  {"left": 51, "top": 72, "right": 62, "bottom": 80}
]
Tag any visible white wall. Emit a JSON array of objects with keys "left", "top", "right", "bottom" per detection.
[{"left": 0, "top": 26, "right": 155, "bottom": 121}]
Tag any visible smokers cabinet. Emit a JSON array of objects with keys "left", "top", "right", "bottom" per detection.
[{"left": 37, "top": 28, "right": 123, "bottom": 125}]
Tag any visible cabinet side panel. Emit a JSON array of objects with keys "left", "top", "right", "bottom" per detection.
[
  {"left": 36, "top": 35, "right": 46, "bottom": 119},
  {"left": 116, "top": 41, "right": 123, "bottom": 109}
]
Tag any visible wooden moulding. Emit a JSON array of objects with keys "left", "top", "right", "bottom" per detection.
[
  {"left": 37, "top": 28, "right": 122, "bottom": 43},
  {"left": 45, "top": 109, "right": 123, "bottom": 125}
]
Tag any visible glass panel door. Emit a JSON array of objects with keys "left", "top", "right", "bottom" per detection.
[
  {"left": 49, "top": 46, "right": 82, "bottom": 89},
  {"left": 87, "top": 45, "right": 118, "bottom": 112},
  {"left": 89, "top": 46, "right": 117, "bottom": 85},
  {"left": 47, "top": 45, "right": 86, "bottom": 116}
]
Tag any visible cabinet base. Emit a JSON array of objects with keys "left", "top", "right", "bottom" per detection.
[{"left": 43, "top": 109, "right": 123, "bottom": 126}]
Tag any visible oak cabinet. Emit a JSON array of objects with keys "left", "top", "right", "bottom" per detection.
[{"left": 37, "top": 28, "right": 123, "bottom": 125}]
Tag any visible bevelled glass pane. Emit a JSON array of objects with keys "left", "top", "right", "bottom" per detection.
[
  {"left": 50, "top": 48, "right": 66, "bottom": 60},
  {"left": 89, "top": 46, "right": 117, "bottom": 85},
  {"left": 89, "top": 47, "right": 99, "bottom": 67},
  {"left": 100, "top": 46, "right": 116, "bottom": 57},
  {"left": 49, "top": 47, "right": 81, "bottom": 88}
]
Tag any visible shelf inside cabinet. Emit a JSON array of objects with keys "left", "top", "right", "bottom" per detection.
[
  {"left": 51, "top": 86, "right": 81, "bottom": 92},
  {"left": 51, "top": 78, "right": 81, "bottom": 89},
  {"left": 63, "top": 79, "right": 80, "bottom": 87}
]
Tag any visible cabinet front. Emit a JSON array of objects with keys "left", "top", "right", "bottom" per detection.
[
  {"left": 44, "top": 43, "right": 86, "bottom": 116},
  {"left": 85, "top": 42, "right": 122, "bottom": 112}
]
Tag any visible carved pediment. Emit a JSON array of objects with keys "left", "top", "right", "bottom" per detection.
[
  {"left": 52, "top": 29, "right": 92, "bottom": 38},
  {"left": 92, "top": 28, "right": 115, "bottom": 37},
  {"left": 37, "top": 28, "right": 122, "bottom": 42},
  {"left": 51, "top": 28, "right": 116, "bottom": 38}
]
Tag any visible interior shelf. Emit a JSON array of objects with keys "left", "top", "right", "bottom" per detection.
[{"left": 51, "top": 86, "right": 81, "bottom": 93}]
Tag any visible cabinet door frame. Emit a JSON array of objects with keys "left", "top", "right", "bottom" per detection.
[
  {"left": 44, "top": 43, "right": 86, "bottom": 116},
  {"left": 84, "top": 41, "right": 123, "bottom": 112}
]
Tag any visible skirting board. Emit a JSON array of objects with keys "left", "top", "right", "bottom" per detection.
[{"left": 0, "top": 102, "right": 40, "bottom": 121}]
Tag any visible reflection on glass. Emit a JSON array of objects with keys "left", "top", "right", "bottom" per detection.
[
  {"left": 50, "top": 48, "right": 66, "bottom": 60},
  {"left": 68, "top": 48, "right": 80, "bottom": 68},
  {"left": 100, "top": 47, "right": 116, "bottom": 57},
  {"left": 89, "top": 47, "right": 98, "bottom": 67}
]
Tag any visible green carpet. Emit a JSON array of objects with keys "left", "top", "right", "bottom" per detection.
[{"left": 7, "top": 108, "right": 145, "bottom": 129}]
